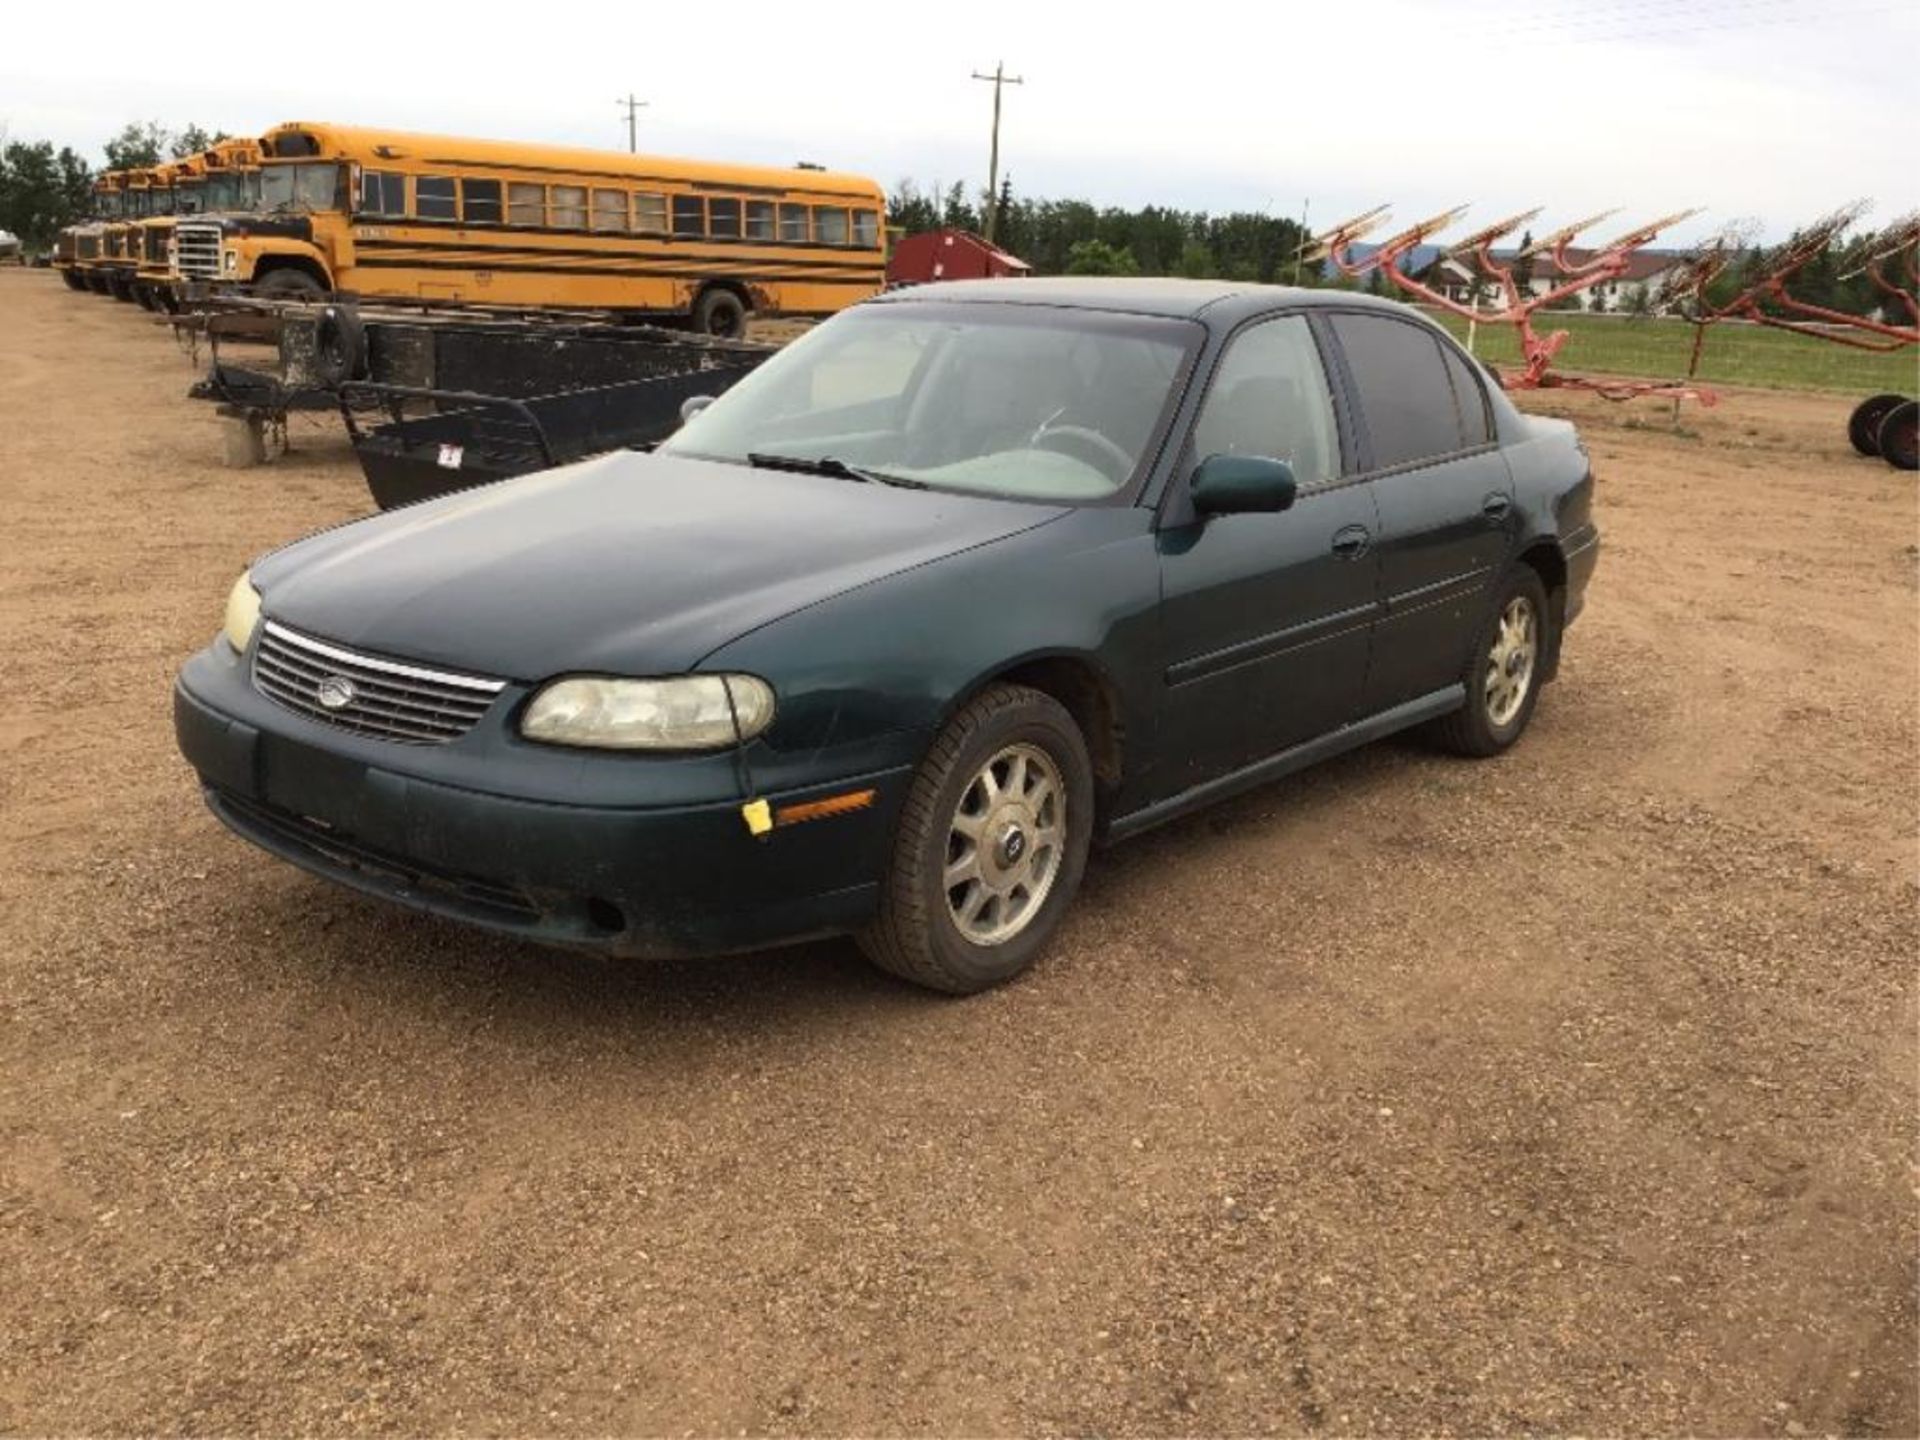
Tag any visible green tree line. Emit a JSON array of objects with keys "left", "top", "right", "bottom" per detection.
[{"left": 1, "top": 121, "right": 227, "bottom": 246}]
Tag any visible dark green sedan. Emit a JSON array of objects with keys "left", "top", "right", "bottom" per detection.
[{"left": 175, "top": 279, "right": 1597, "bottom": 993}]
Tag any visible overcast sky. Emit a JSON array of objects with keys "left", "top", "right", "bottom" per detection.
[{"left": 3, "top": 0, "right": 1913, "bottom": 247}]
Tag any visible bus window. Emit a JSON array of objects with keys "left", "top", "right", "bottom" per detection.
[
  {"left": 416, "top": 176, "right": 457, "bottom": 220},
  {"left": 634, "top": 192, "right": 667, "bottom": 234},
  {"left": 745, "top": 201, "right": 775, "bottom": 240},
  {"left": 361, "top": 170, "right": 406, "bottom": 217},
  {"left": 592, "top": 189, "right": 629, "bottom": 232},
  {"left": 671, "top": 195, "right": 705, "bottom": 237},
  {"left": 508, "top": 182, "right": 545, "bottom": 226},
  {"left": 778, "top": 204, "right": 810, "bottom": 243},
  {"left": 852, "top": 209, "right": 879, "bottom": 248},
  {"left": 550, "top": 185, "right": 588, "bottom": 229},
  {"left": 708, "top": 197, "right": 742, "bottom": 239},
  {"left": 814, "top": 207, "right": 849, "bottom": 245},
  {"left": 463, "top": 179, "right": 503, "bottom": 224}
]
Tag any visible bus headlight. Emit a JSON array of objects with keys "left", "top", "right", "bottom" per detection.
[
  {"left": 223, "top": 249, "right": 238, "bottom": 274},
  {"left": 520, "top": 675, "right": 775, "bottom": 751}
]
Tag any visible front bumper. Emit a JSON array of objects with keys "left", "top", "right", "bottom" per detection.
[{"left": 174, "top": 649, "right": 916, "bottom": 959}]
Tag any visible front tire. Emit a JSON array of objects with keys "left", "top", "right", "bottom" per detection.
[
  {"left": 1431, "top": 567, "right": 1551, "bottom": 757},
  {"left": 859, "top": 684, "right": 1094, "bottom": 994},
  {"left": 255, "top": 268, "right": 326, "bottom": 300}
]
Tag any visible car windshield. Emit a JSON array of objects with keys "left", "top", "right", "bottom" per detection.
[
  {"left": 259, "top": 163, "right": 341, "bottom": 213},
  {"left": 663, "top": 302, "right": 1200, "bottom": 503}
]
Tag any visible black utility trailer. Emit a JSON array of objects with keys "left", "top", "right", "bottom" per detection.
[
  {"left": 179, "top": 298, "right": 775, "bottom": 470},
  {"left": 341, "top": 361, "right": 762, "bottom": 509}
]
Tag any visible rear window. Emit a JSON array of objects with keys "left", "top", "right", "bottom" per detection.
[{"left": 1328, "top": 312, "right": 1471, "bottom": 470}]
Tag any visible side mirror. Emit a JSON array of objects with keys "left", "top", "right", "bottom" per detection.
[
  {"left": 1190, "top": 454, "right": 1297, "bottom": 516},
  {"left": 679, "top": 394, "right": 717, "bottom": 425}
]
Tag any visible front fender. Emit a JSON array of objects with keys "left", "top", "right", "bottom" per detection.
[{"left": 702, "top": 505, "right": 1166, "bottom": 801}]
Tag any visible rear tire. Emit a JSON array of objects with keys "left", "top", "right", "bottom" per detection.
[
  {"left": 859, "top": 684, "right": 1094, "bottom": 994},
  {"left": 1848, "top": 393, "right": 1907, "bottom": 457},
  {"left": 1431, "top": 566, "right": 1552, "bottom": 758},
  {"left": 691, "top": 287, "right": 748, "bottom": 339},
  {"left": 1877, "top": 400, "right": 1918, "bottom": 472},
  {"left": 255, "top": 268, "right": 325, "bottom": 300}
]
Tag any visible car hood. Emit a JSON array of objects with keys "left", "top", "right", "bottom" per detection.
[{"left": 254, "top": 449, "right": 1067, "bottom": 681}]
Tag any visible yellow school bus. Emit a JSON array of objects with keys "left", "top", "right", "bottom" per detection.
[
  {"left": 169, "top": 121, "right": 886, "bottom": 335},
  {"left": 134, "top": 138, "right": 263, "bottom": 309},
  {"left": 100, "top": 166, "right": 175, "bottom": 300},
  {"left": 58, "top": 173, "right": 129, "bottom": 292}
]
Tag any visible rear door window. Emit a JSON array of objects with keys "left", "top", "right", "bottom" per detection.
[
  {"left": 1328, "top": 312, "right": 1471, "bottom": 470},
  {"left": 1440, "top": 341, "right": 1493, "bottom": 447}
]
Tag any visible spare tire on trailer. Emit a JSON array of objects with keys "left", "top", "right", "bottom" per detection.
[
  {"left": 691, "top": 286, "right": 748, "bottom": 339},
  {"left": 1847, "top": 393, "right": 1908, "bottom": 456},
  {"left": 309, "top": 304, "right": 367, "bottom": 387},
  {"left": 255, "top": 267, "right": 326, "bottom": 300},
  {"left": 1876, "top": 399, "right": 1917, "bottom": 472}
]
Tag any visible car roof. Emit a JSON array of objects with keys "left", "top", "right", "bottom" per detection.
[{"left": 869, "top": 275, "right": 1419, "bottom": 326}]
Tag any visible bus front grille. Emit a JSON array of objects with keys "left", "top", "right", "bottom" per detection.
[{"left": 174, "top": 222, "right": 222, "bottom": 280}]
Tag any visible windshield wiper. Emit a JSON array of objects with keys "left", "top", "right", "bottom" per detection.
[{"left": 746, "top": 452, "right": 925, "bottom": 488}]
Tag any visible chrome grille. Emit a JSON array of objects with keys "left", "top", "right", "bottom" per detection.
[
  {"left": 252, "top": 620, "right": 506, "bottom": 745},
  {"left": 174, "top": 220, "right": 222, "bottom": 279}
]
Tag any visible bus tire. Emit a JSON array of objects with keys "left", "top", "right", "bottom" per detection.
[
  {"left": 310, "top": 304, "right": 367, "bottom": 386},
  {"left": 256, "top": 267, "right": 326, "bottom": 301},
  {"left": 691, "top": 287, "right": 748, "bottom": 339}
]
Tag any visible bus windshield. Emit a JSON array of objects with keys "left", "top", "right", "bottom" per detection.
[
  {"left": 204, "top": 172, "right": 255, "bottom": 212},
  {"left": 99, "top": 193, "right": 123, "bottom": 218},
  {"left": 259, "top": 163, "right": 342, "bottom": 213},
  {"left": 175, "top": 180, "right": 205, "bottom": 214}
]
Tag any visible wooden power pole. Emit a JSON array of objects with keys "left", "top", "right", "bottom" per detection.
[
  {"left": 616, "top": 94, "right": 650, "bottom": 153},
  {"left": 970, "top": 62, "right": 1024, "bottom": 243}
]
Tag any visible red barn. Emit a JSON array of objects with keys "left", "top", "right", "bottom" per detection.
[{"left": 886, "top": 229, "right": 1031, "bottom": 288}]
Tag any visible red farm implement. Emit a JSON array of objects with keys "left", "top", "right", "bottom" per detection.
[
  {"left": 1662, "top": 207, "right": 1918, "bottom": 470},
  {"left": 1305, "top": 203, "right": 1714, "bottom": 405}
]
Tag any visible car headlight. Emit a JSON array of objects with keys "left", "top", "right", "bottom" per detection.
[
  {"left": 520, "top": 674, "right": 775, "bottom": 751},
  {"left": 222, "top": 572, "right": 261, "bottom": 653}
]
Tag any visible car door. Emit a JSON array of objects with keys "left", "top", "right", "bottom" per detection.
[
  {"left": 1153, "top": 313, "right": 1381, "bottom": 795},
  {"left": 1323, "top": 311, "right": 1517, "bottom": 712}
]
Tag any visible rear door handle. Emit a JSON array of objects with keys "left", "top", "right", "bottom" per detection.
[
  {"left": 1331, "top": 524, "right": 1372, "bottom": 559},
  {"left": 1482, "top": 492, "right": 1513, "bottom": 522}
]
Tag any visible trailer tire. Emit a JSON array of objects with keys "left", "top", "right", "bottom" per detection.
[
  {"left": 256, "top": 267, "right": 326, "bottom": 300},
  {"left": 1876, "top": 400, "right": 1918, "bottom": 472},
  {"left": 1848, "top": 393, "right": 1907, "bottom": 457},
  {"left": 691, "top": 287, "right": 748, "bottom": 339},
  {"left": 310, "top": 305, "right": 367, "bottom": 386}
]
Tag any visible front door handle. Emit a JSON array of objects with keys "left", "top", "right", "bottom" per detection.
[
  {"left": 1482, "top": 492, "right": 1513, "bottom": 522},
  {"left": 1331, "top": 524, "right": 1372, "bottom": 559}
]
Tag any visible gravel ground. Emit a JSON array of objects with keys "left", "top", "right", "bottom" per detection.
[{"left": 1, "top": 268, "right": 1915, "bottom": 1436}]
